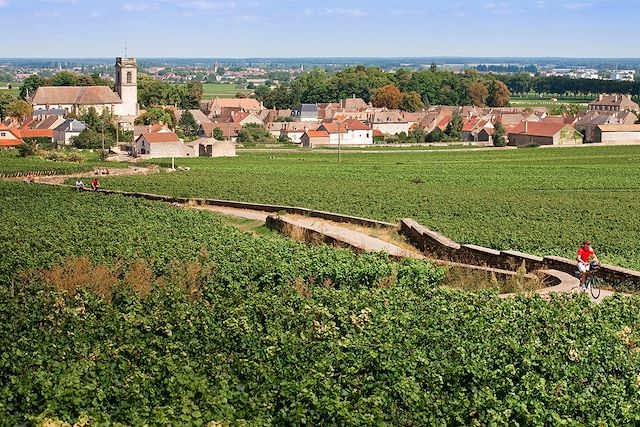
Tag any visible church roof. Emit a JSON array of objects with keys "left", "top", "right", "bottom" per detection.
[{"left": 31, "top": 86, "right": 122, "bottom": 106}]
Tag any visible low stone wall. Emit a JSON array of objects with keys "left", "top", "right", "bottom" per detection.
[
  {"left": 267, "top": 215, "right": 541, "bottom": 283},
  {"left": 400, "top": 218, "right": 640, "bottom": 287}
]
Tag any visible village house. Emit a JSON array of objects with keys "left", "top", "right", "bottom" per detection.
[
  {"left": 0, "top": 125, "right": 24, "bottom": 148},
  {"left": 593, "top": 124, "right": 640, "bottom": 144},
  {"left": 366, "top": 111, "right": 411, "bottom": 135},
  {"left": 53, "top": 119, "right": 87, "bottom": 146},
  {"left": 298, "top": 104, "right": 319, "bottom": 122},
  {"left": 300, "top": 130, "right": 330, "bottom": 147},
  {"left": 317, "top": 119, "right": 373, "bottom": 146},
  {"left": 187, "top": 137, "right": 236, "bottom": 157},
  {"left": 588, "top": 94, "right": 639, "bottom": 114},
  {"left": 204, "top": 98, "right": 262, "bottom": 117},
  {"left": 268, "top": 121, "right": 319, "bottom": 143},
  {"left": 507, "top": 122, "right": 583, "bottom": 147},
  {"left": 135, "top": 131, "right": 192, "bottom": 158}
]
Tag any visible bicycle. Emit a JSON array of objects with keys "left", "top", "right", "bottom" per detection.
[{"left": 575, "top": 261, "right": 601, "bottom": 299}]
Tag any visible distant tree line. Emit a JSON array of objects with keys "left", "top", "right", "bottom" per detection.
[
  {"left": 253, "top": 66, "right": 511, "bottom": 110},
  {"left": 498, "top": 73, "right": 640, "bottom": 96}
]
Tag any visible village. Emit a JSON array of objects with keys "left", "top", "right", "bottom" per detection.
[{"left": 1, "top": 56, "right": 640, "bottom": 159}]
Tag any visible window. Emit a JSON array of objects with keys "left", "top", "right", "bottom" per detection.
[
  {"left": 0, "top": 132, "right": 5, "bottom": 137},
  {"left": 126, "top": 71, "right": 132, "bottom": 84}
]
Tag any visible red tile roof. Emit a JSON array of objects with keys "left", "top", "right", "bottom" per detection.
[
  {"left": 0, "top": 139, "right": 24, "bottom": 147},
  {"left": 31, "top": 86, "right": 121, "bottom": 105},
  {"left": 304, "top": 130, "right": 330, "bottom": 138},
  {"left": 137, "top": 132, "right": 181, "bottom": 144},
  {"left": 508, "top": 122, "right": 567, "bottom": 137},
  {"left": 18, "top": 129, "right": 54, "bottom": 139}
]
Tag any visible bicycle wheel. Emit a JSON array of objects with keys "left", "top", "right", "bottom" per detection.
[{"left": 589, "top": 276, "right": 601, "bottom": 299}]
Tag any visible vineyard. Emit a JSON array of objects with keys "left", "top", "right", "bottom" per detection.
[
  {"left": 3, "top": 182, "right": 640, "bottom": 425},
  {"left": 0, "top": 150, "right": 126, "bottom": 176},
  {"left": 96, "top": 146, "right": 640, "bottom": 271}
]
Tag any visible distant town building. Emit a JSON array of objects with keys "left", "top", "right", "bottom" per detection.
[
  {"left": 588, "top": 94, "right": 639, "bottom": 114},
  {"left": 507, "top": 122, "right": 582, "bottom": 146}
]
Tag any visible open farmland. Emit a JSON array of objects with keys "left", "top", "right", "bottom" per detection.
[
  {"left": 201, "top": 83, "right": 252, "bottom": 99},
  {"left": 99, "top": 146, "right": 640, "bottom": 271},
  {"left": 3, "top": 181, "right": 640, "bottom": 425}
]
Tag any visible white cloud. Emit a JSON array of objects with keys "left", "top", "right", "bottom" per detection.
[
  {"left": 0, "top": 0, "right": 9, "bottom": 7},
  {"left": 121, "top": 3, "right": 154, "bottom": 12},
  {"left": 564, "top": 2, "right": 593, "bottom": 10},
  {"left": 301, "top": 7, "right": 312, "bottom": 16},
  {"left": 324, "top": 7, "right": 364, "bottom": 17}
]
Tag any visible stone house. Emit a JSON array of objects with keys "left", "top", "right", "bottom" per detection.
[
  {"left": 300, "top": 130, "right": 330, "bottom": 147},
  {"left": 507, "top": 122, "right": 583, "bottom": 146},
  {"left": 135, "top": 132, "right": 192, "bottom": 158},
  {"left": 593, "top": 124, "right": 640, "bottom": 144},
  {"left": 187, "top": 138, "right": 236, "bottom": 157}
]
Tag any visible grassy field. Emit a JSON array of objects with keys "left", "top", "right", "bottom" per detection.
[
  {"left": 201, "top": 83, "right": 252, "bottom": 99},
  {"left": 98, "top": 146, "right": 640, "bottom": 271},
  {"left": 0, "top": 86, "right": 21, "bottom": 98}
]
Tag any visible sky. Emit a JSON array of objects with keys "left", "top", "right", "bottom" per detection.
[{"left": 0, "top": 0, "right": 639, "bottom": 58}]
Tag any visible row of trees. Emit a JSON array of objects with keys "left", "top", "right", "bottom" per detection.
[
  {"left": 498, "top": 73, "right": 640, "bottom": 97},
  {"left": 137, "top": 77, "right": 203, "bottom": 110},
  {"left": 254, "top": 66, "right": 511, "bottom": 110}
]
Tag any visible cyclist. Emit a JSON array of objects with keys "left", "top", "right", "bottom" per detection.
[{"left": 577, "top": 240, "right": 599, "bottom": 289}]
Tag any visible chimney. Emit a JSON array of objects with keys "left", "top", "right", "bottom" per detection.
[
  {"left": 599, "top": 94, "right": 603, "bottom": 101},
  {"left": 525, "top": 120, "right": 528, "bottom": 133}
]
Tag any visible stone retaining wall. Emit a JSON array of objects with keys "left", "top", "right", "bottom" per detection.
[{"left": 400, "top": 218, "right": 640, "bottom": 287}]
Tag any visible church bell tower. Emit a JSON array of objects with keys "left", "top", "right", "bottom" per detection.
[{"left": 115, "top": 57, "right": 138, "bottom": 117}]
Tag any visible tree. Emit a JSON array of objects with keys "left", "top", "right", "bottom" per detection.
[
  {"left": 134, "top": 107, "right": 174, "bottom": 127},
  {"left": 469, "top": 81, "right": 488, "bottom": 107},
  {"left": 253, "top": 85, "right": 270, "bottom": 102},
  {"left": 235, "top": 92, "right": 248, "bottom": 99},
  {"left": 408, "top": 126, "right": 426, "bottom": 143},
  {"left": 371, "top": 84, "right": 403, "bottom": 109},
  {"left": 178, "top": 110, "right": 199, "bottom": 137},
  {"left": 236, "top": 123, "right": 275, "bottom": 145},
  {"left": 20, "top": 75, "right": 45, "bottom": 99},
  {"left": 400, "top": 91, "right": 424, "bottom": 112},
  {"left": 487, "top": 81, "right": 511, "bottom": 107},
  {"left": 7, "top": 100, "right": 32, "bottom": 122},
  {"left": 212, "top": 127, "right": 224, "bottom": 140},
  {"left": 263, "top": 86, "right": 294, "bottom": 110},
  {"left": 426, "top": 128, "right": 446, "bottom": 142},
  {"left": 71, "top": 128, "right": 114, "bottom": 149},
  {"left": 48, "top": 71, "right": 80, "bottom": 86},
  {"left": 492, "top": 121, "right": 507, "bottom": 147},
  {"left": 0, "top": 93, "right": 14, "bottom": 121},
  {"left": 445, "top": 112, "right": 463, "bottom": 141}
]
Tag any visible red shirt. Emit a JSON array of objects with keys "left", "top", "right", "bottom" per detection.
[{"left": 578, "top": 247, "right": 594, "bottom": 263}]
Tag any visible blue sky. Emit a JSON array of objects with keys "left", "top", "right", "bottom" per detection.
[{"left": 1, "top": 0, "right": 638, "bottom": 58}]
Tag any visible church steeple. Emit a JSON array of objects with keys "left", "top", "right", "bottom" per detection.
[{"left": 115, "top": 56, "right": 138, "bottom": 117}]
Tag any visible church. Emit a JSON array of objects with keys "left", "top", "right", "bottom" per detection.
[{"left": 29, "top": 57, "right": 138, "bottom": 120}]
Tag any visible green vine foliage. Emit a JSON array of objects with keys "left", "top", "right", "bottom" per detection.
[{"left": 3, "top": 183, "right": 640, "bottom": 425}]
